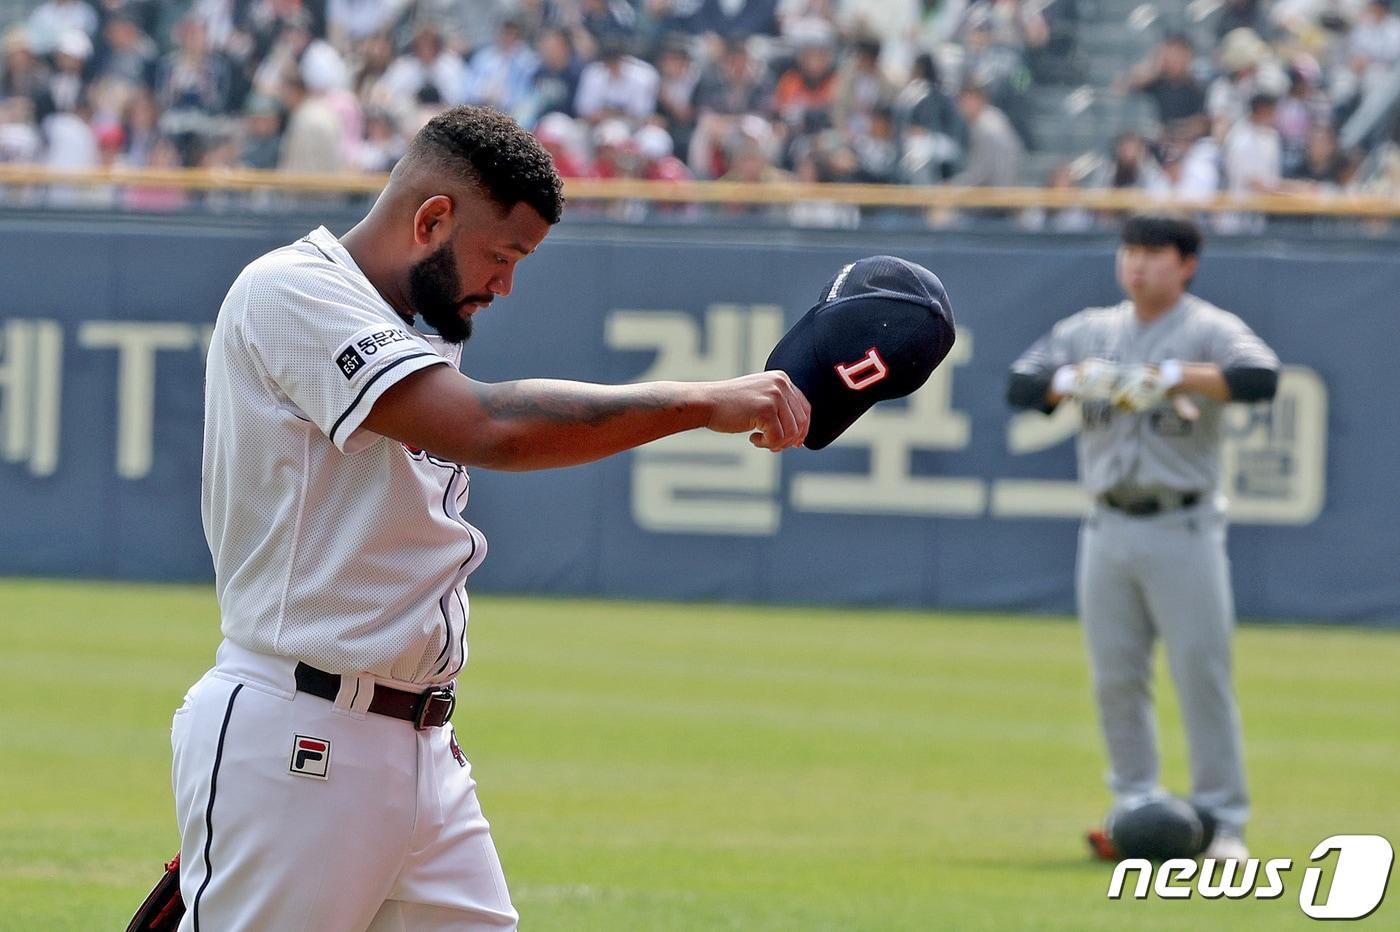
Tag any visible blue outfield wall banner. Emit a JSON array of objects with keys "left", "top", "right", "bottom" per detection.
[{"left": 0, "top": 218, "right": 1396, "bottom": 623}]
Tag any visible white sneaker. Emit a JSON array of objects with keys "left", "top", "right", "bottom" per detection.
[{"left": 1203, "top": 834, "right": 1249, "bottom": 861}]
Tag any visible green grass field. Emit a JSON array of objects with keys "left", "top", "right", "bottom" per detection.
[{"left": 1, "top": 578, "right": 1396, "bottom": 930}]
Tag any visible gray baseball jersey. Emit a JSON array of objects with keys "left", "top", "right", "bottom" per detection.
[
  {"left": 1010, "top": 293, "right": 1280, "bottom": 495},
  {"left": 1009, "top": 290, "right": 1279, "bottom": 840}
]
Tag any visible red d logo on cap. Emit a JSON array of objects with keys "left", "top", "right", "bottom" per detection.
[{"left": 835, "top": 348, "right": 889, "bottom": 391}]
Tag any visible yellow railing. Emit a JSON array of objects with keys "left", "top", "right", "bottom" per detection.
[{"left": 1, "top": 165, "right": 1398, "bottom": 217}]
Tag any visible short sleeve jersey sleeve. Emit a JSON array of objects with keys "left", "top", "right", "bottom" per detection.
[
  {"left": 1010, "top": 306, "right": 1113, "bottom": 377},
  {"left": 232, "top": 243, "right": 450, "bottom": 453},
  {"left": 1203, "top": 308, "right": 1280, "bottom": 372}
]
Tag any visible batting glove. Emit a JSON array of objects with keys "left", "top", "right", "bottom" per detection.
[
  {"left": 1113, "top": 359, "right": 1184, "bottom": 412},
  {"left": 1052, "top": 358, "right": 1122, "bottom": 401}
]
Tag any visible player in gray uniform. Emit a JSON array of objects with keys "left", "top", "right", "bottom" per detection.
[{"left": 1006, "top": 214, "right": 1280, "bottom": 862}]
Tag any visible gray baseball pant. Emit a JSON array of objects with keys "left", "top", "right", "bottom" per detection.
[{"left": 1076, "top": 501, "right": 1250, "bottom": 836}]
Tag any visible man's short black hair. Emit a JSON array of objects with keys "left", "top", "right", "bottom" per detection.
[
  {"left": 406, "top": 105, "right": 565, "bottom": 224},
  {"left": 1121, "top": 213, "right": 1202, "bottom": 258},
  {"left": 597, "top": 34, "right": 629, "bottom": 61},
  {"left": 1249, "top": 91, "right": 1278, "bottom": 113}
]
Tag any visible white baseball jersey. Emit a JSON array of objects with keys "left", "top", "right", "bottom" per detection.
[{"left": 201, "top": 226, "right": 487, "bottom": 686}]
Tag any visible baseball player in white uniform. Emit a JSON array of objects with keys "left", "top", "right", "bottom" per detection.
[
  {"left": 1005, "top": 214, "right": 1280, "bottom": 863},
  {"left": 173, "top": 106, "right": 809, "bottom": 930}
]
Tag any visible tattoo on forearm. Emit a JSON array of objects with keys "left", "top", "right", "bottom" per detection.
[{"left": 479, "top": 381, "right": 683, "bottom": 426}]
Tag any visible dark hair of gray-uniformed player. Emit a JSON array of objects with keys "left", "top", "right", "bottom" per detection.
[
  {"left": 1121, "top": 213, "right": 1202, "bottom": 286},
  {"left": 765, "top": 256, "right": 956, "bottom": 449},
  {"left": 367, "top": 106, "right": 565, "bottom": 345},
  {"left": 1121, "top": 213, "right": 1201, "bottom": 258}
]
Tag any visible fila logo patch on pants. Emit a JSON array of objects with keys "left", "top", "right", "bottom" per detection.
[{"left": 289, "top": 735, "right": 331, "bottom": 779}]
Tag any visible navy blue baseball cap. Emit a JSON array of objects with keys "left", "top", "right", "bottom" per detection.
[{"left": 766, "top": 255, "right": 955, "bottom": 450}]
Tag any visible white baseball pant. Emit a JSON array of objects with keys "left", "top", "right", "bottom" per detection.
[{"left": 170, "top": 641, "right": 517, "bottom": 931}]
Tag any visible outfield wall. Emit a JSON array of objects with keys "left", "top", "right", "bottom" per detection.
[{"left": 1, "top": 215, "right": 1396, "bottom": 623}]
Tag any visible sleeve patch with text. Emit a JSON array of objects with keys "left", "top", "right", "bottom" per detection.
[
  {"left": 337, "top": 345, "right": 365, "bottom": 379},
  {"left": 333, "top": 326, "right": 417, "bottom": 381}
]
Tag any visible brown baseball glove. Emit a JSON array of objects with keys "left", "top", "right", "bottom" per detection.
[{"left": 125, "top": 851, "right": 184, "bottom": 932}]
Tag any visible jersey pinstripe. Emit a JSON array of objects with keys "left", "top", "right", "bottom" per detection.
[{"left": 201, "top": 227, "right": 485, "bottom": 686}]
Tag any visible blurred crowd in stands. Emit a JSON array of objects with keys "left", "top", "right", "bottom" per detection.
[
  {"left": 1068, "top": 1, "right": 1400, "bottom": 232},
  {"left": 1, "top": 0, "right": 1398, "bottom": 228}
]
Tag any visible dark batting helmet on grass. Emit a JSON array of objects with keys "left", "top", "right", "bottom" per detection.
[{"left": 1108, "top": 796, "right": 1217, "bottom": 860}]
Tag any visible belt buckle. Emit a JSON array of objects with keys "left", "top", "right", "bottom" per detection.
[{"left": 413, "top": 686, "right": 456, "bottom": 730}]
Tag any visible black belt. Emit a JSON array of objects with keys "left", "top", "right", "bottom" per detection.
[
  {"left": 294, "top": 663, "right": 455, "bottom": 729},
  {"left": 1099, "top": 490, "right": 1201, "bottom": 517}
]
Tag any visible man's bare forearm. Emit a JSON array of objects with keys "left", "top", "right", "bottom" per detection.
[
  {"left": 363, "top": 366, "right": 805, "bottom": 471},
  {"left": 465, "top": 378, "right": 712, "bottom": 470},
  {"left": 1177, "top": 363, "right": 1230, "bottom": 401},
  {"left": 474, "top": 378, "right": 698, "bottom": 427}
]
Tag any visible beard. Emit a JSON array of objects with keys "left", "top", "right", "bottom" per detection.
[{"left": 407, "top": 241, "right": 485, "bottom": 344}]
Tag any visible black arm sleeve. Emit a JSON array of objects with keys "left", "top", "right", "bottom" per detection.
[
  {"left": 1222, "top": 366, "right": 1279, "bottom": 402},
  {"left": 1006, "top": 370, "right": 1057, "bottom": 414}
]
